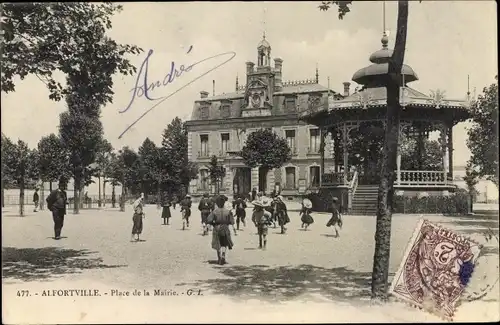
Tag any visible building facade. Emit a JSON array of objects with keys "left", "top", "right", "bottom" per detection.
[{"left": 185, "top": 35, "right": 343, "bottom": 200}]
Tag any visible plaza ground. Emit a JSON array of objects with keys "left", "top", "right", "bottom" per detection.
[{"left": 2, "top": 204, "right": 499, "bottom": 323}]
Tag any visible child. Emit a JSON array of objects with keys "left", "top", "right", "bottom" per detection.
[
  {"left": 180, "top": 194, "right": 192, "bottom": 230},
  {"left": 161, "top": 195, "right": 172, "bottom": 225},
  {"left": 251, "top": 200, "right": 272, "bottom": 249},
  {"left": 300, "top": 198, "right": 314, "bottom": 230},
  {"left": 326, "top": 197, "right": 342, "bottom": 237},
  {"left": 131, "top": 196, "right": 145, "bottom": 241}
]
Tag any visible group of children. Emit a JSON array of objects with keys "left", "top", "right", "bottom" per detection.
[{"left": 130, "top": 191, "right": 343, "bottom": 261}]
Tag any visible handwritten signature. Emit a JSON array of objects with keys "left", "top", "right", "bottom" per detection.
[{"left": 118, "top": 46, "right": 236, "bottom": 139}]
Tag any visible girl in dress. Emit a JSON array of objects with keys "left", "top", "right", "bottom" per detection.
[
  {"left": 161, "top": 194, "right": 172, "bottom": 225},
  {"left": 131, "top": 196, "right": 145, "bottom": 241},
  {"left": 207, "top": 195, "right": 237, "bottom": 265},
  {"left": 326, "top": 197, "right": 342, "bottom": 237},
  {"left": 300, "top": 198, "right": 314, "bottom": 230}
]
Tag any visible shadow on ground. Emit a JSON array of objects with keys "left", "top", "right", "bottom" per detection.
[
  {"left": 177, "top": 264, "right": 393, "bottom": 303},
  {"left": 2, "top": 247, "right": 126, "bottom": 282}
]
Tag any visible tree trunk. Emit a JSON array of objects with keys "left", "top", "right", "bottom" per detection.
[
  {"left": 103, "top": 179, "right": 106, "bottom": 207},
  {"left": 1, "top": 183, "right": 4, "bottom": 208},
  {"left": 120, "top": 179, "right": 125, "bottom": 212},
  {"left": 112, "top": 184, "right": 116, "bottom": 208},
  {"left": 49, "top": 181, "right": 53, "bottom": 191},
  {"left": 371, "top": 0, "right": 408, "bottom": 300},
  {"left": 19, "top": 177, "right": 25, "bottom": 217},
  {"left": 98, "top": 175, "right": 102, "bottom": 207},
  {"left": 40, "top": 181, "right": 45, "bottom": 211},
  {"left": 74, "top": 176, "right": 81, "bottom": 214}
]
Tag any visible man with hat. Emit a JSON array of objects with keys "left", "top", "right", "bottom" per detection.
[
  {"left": 198, "top": 193, "right": 212, "bottom": 235},
  {"left": 180, "top": 194, "right": 192, "bottom": 230},
  {"left": 251, "top": 198, "right": 272, "bottom": 249},
  {"left": 46, "top": 177, "right": 68, "bottom": 240},
  {"left": 326, "top": 196, "right": 342, "bottom": 237}
]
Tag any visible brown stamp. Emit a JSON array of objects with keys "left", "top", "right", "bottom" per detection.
[{"left": 390, "top": 219, "right": 481, "bottom": 320}]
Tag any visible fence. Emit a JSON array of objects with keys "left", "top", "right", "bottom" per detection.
[{"left": 2, "top": 194, "right": 137, "bottom": 210}]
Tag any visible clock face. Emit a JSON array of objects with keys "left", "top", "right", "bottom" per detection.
[{"left": 251, "top": 92, "right": 261, "bottom": 108}]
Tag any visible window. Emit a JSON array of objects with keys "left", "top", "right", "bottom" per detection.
[
  {"left": 285, "top": 98, "right": 296, "bottom": 112},
  {"left": 220, "top": 105, "right": 230, "bottom": 118},
  {"left": 285, "top": 167, "right": 296, "bottom": 189},
  {"left": 310, "top": 166, "right": 320, "bottom": 187},
  {"left": 309, "top": 128, "right": 320, "bottom": 154},
  {"left": 221, "top": 133, "right": 230, "bottom": 155},
  {"left": 285, "top": 130, "right": 296, "bottom": 153},
  {"left": 200, "top": 169, "right": 209, "bottom": 191},
  {"left": 200, "top": 134, "right": 209, "bottom": 157}
]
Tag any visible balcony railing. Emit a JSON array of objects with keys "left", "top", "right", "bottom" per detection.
[
  {"left": 307, "top": 146, "right": 320, "bottom": 155},
  {"left": 197, "top": 151, "right": 210, "bottom": 158},
  {"left": 398, "top": 170, "right": 447, "bottom": 186},
  {"left": 321, "top": 172, "right": 354, "bottom": 186}
]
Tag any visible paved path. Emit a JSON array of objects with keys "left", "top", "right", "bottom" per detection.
[{"left": 2, "top": 205, "right": 499, "bottom": 323}]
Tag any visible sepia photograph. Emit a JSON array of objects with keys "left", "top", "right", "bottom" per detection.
[{"left": 1, "top": 1, "right": 499, "bottom": 323}]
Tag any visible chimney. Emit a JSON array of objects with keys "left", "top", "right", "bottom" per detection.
[
  {"left": 274, "top": 58, "right": 283, "bottom": 71},
  {"left": 212, "top": 80, "right": 215, "bottom": 96},
  {"left": 200, "top": 91, "right": 209, "bottom": 99},
  {"left": 343, "top": 82, "right": 351, "bottom": 97},
  {"left": 246, "top": 61, "right": 255, "bottom": 75},
  {"left": 274, "top": 58, "right": 283, "bottom": 90}
]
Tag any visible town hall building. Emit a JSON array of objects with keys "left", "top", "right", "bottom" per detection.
[{"left": 185, "top": 34, "right": 344, "bottom": 200}]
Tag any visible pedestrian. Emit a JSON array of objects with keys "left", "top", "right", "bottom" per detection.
[
  {"left": 326, "top": 197, "right": 343, "bottom": 237},
  {"left": 131, "top": 195, "right": 145, "bottom": 241},
  {"left": 180, "top": 194, "right": 192, "bottom": 230},
  {"left": 232, "top": 194, "right": 247, "bottom": 230},
  {"left": 33, "top": 188, "right": 39, "bottom": 212},
  {"left": 300, "top": 198, "right": 314, "bottom": 230},
  {"left": 274, "top": 195, "right": 290, "bottom": 234},
  {"left": 251, "top": 199, "right": 272, "bottom": 250},
  {"left": 198, "top": 193, "right": 212, "bottom": 235},
  {"left": 207, "top": 195, "right": 236, "bottom": 265},
  {"left": 172, "top": 195, "right": 177, "bottom": 210},
  {"left": 251, "top": 187, "right": 257, "bottom": 201},
  {"left": 161, "top": 193, "right": 172, "bottom": 225},
  {"left": 46, "top": 177, "right": 68, "bottom": 240}
]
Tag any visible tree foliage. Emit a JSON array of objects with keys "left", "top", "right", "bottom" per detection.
[
  {"left": 318, "top": 1, "right": 352, "bottom": 19},
  {"left": 161, "top": 117, "right": 197, "bottom": 197},
  {"left": 241, "top": 129, "right": 292, "bottom": 170},
  {"left": 208, "top": 155, "right": 226, "bottom": 194},
  {"left": 1, "top": 3, "right": 143, "bottom": 103},
  {"left": 138, "top": 137, "right": 163, "bottom": 196},
  {"left": 37, "top": 133, "right": 71, "bottom": 183},
  {"left": 108, "top": 147, "right": 141, "bottom": 195},
  {"left": 467, "top": 76, "right": 499, "bottom": 187}
]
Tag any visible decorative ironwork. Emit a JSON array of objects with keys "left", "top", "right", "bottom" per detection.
[
  {"left": 428, "top": 89, "right": 446, "bottom": 109},
  {"left": 399, "top": 170, "right": 446, "bottom": 186},
  {"left": 355, "top": 91, "right": 376, "bottom": 109},
  {"left": 282, "top": 79, "right": 317, "bottom": 86}
]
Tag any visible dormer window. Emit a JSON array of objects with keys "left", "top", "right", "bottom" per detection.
[
  {"left": 220, "top": 105, "right": 230, "bottom": 119},
  {"left": 200, "top": 106, "right": 209, "bottom": 119}
]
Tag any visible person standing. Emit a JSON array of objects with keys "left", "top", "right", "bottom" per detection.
[
  {"left": 300, "top": 198, "right": 314, "bottom": 230},
  {"left": 274, "top": 195, "right": 290, "bottom": 234},
  {"left": 46, "top": 178, "right": 68, "bottom": 240},
  {"left": 131, "top": 195, "right": 145, "bottom": 241},
  {"left": 207, "top": 195, "right": 236, "bottom": 265},
  {"left": 232, "top": 194, "right": 247, "bottom": 230},
  {"left": 251, "top": 187, "right": 257, "bottom": 201},
  {"left": 326, "top": 197, "right": 342, "bottom": 237},
  {"left": 33, "top": 188, "right": 39, "bottom": 212},
  {"left": 161, "top": 193, "right": 172, "bottom": 225},
  {"left": 198, "top": 193, "right": 212, "bottom": 235},
  {"left": 180, "top": 194, "right": 192, "bottom": 230},
  {"left": 251, "top": 200, "right": 272, "bottom": 250}
]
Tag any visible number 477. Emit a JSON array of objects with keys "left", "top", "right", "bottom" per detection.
[{"left": 17, "top": 290, "right": 30, "bottom": 297}]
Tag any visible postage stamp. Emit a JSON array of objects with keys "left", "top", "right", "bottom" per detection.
[{"left": 390, "top": 219, "right": 482, "bottom": 320}]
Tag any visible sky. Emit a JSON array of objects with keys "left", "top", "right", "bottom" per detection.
[{"left": 1, "top": 1, "right": 497, "bottom": 167}]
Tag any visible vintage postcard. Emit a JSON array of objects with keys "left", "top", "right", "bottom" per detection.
[{"left": 1, "top": 1, "right": 498, "bottom": 324}]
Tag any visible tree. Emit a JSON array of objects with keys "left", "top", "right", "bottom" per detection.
[
  {"left": 3, "top": 139, "right": 39, "bottom": 216},
  {"left": 463, "top": 162, "right": 480, "bottom": 213},
  {"left": 1, "top": 134, "right": 16, "bottom": 207},
  {"left": 37, "top": 133, "right": 71, "bottom": 191},
  {"left": 320, "top": 0, "right": 410, "bottom": 299},
  {"left": 161, "top": 118, "right": 197, "bottom": 198},
  {"left": 240, "top": 128, "right": 292, "bottom": 191},
  {"left": 1, "top": 3, "right": 142, "bottom": 102},
  {"left": 208, "top": 155, "right": 226, "bottom": 195},
  {"left": 467, "top": 76, "right": 499, "bottom": 187},
  {"left": 59, "top": 88, "right": 104, "bottom": 214},
  {"left": 138, "top": 138, "right": 162, "bottom": 200},
  {"left": 108, "top": 147, "right": 141, "bottom": 211},
  {"left": 95, "top": 138, "right": 113, "bottom": 207}
]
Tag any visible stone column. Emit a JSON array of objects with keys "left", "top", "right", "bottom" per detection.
[
  {"left": 440, "top": 124, "right": 449, "bottom": 185},
  {"left": 320, "top": 128, "right": 326, "bottom": 186},
  {"left": 342, "top": 123, "right": 349, "bottom": 185},
  {"left": 397, "top": 124, "right": 403, "bottom": 185},
  {"left": 447, "top": 125, "right": 453, "bottom": 181},
  {"left": 224, "top": 166, "right": 233, "bottom": 194},
  {"left": 267, "top": 169, "right": 275, "bottom": 194},
  {"left": 251, "top": 167, "right": 259, "bottom": 192}
]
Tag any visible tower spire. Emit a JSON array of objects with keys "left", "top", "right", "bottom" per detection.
[
  {"left": 467, "top": 75, "right": 471, "bottom": 100},
  {"left": 383, "top": 1, "right": 386, "bottom": 34},
  {"left": 236, "top": 74, "right": 239, "bottom": 92}
]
